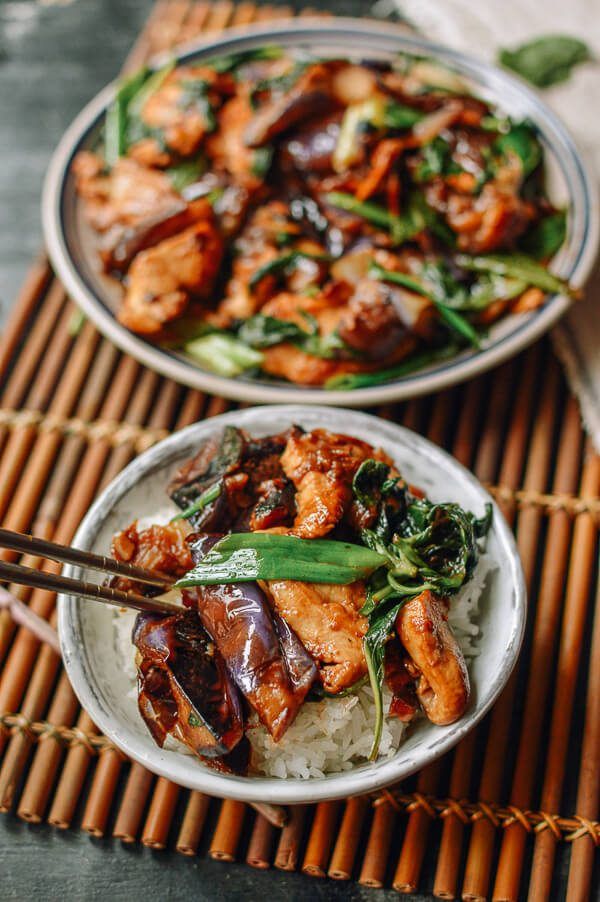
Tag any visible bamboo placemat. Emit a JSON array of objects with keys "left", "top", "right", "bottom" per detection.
[{"left": 0, "top": 2, "right": 599, "bottom": 899}]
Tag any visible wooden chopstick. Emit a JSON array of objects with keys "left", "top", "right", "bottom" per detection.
[
  {"left": 0, "top": 527, "right": 171, "bottom": 588},
  {"left": 0, "top": 559, "right": 183, "bottom": 616}
]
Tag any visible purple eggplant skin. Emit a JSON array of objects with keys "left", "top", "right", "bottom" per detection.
[
  {"left": 132, "top": 611, "right": 244, "bottom": 758},
  {"left": 187, "top": 534, "right": 316, "bottom": 741},
  {"left": 272, "top": 612, "right": 318, "bottom": 696}
]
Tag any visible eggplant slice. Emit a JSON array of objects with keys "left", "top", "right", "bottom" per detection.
[
  {"left": 187, "top": 534, "right": 317, "bottom": 741},
  {"left": 133, "top": 610, "right": 244, "bottom": 758}
]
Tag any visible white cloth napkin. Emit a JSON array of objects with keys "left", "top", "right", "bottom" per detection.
[{"left": 378, "top": 0, "right": 600, "bottom": 449}]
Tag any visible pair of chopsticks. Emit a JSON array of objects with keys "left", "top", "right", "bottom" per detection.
[
  {"left": 0, "top": 528, "right": 288, "bottom": 828},
  {"left": 0, "top": 527, "right": 183, "bottom": 615}
]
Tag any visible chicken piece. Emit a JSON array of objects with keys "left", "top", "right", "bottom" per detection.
[
  {"left": 260, "top": 290, "right": 346, "bottom": 336},
  {"left": 280, "top": 428, "right": 390, "bottom": 538},
  {"left": 119, "top": 217, "right": 223, "bottom": 336},
  {"left": 73, "top": 153, "right": 201, "bottom": 270},
  {"left": 111, "top": 519, "right": 193, "bottom": 591},
  {"left": 108, "top": 198, "right": 215, "bottom": 272},
  {"left": 244, "top": 64, "right": 336, "bottom": 148},
  {"left": 263, "top": 579, "right": 368, "bottom": 693},
  {"left": 140, "top": 66, "right": 225, "bottom": 157},
  {"left": 260, "top": 343, "right": 349, "bottom": 386},
  {"left": 425, "top": 167, "right": 534, "bottom": 254},
  {"left": 73, "top": 154, "right": 181, "bottom": 233},
  {"left": 396, "top": 590, "right": 469, "bottom": 725},
  {"left": 216, "top": 202, "right": 303, "bottom": 323},
  {"left": 206, "top": 95, "right": 267, "bottom": 189}
]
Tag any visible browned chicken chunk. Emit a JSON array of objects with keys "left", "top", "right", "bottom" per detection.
[
  {"left": 119, "top": 216, "right": 223, "bottom": 336},
  {"left": 263, "top": 579, "right": 368, "bottom": 693},
  {"left": 111, "top": 519, "right": 193, "bottom": 591},
  {"left": 280, "top": 428, "right": 391, "bottom": 538},
  {"left": 139, "top": 66, "right": 226, "bottom": 158},
  {"left": 396, "top": 590, "right": 469, "bottom": 725}
]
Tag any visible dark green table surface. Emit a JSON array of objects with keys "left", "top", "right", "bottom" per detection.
[{"left": 0, "top": 2, "right": 427, "bottom": 900}]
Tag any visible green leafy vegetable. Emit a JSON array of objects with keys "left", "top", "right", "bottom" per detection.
[
  {"left": 166, "top": 157, "right": 206, "bottom": 192},
  {"left": 176, "top": 533, "right": 387, "bottom": 586},
  {"left": 369, "top": 263, "right": 481, "bottom": 348},
  {"left": 499, "top": 35, "right": 591, "bottom": 88},
  {"left": 362, "top": 496, "right": 492, "bottom": 758},
  {"left": 414, "top": 137, "right": 462, "bottom": 182},
  {"left": 249, "top": 250, "right": 331, "bottom": 291},
  {"left": 236, "top": 313, "right": 349, "bottom": 361},
  {"left": 456, "top": 252, "right": 574, "bottom": 296},
  {"left": 495, "top": 123, "right": 542, "bottom": 177},
  {"left": 383, "top": 102, "right": 424, "bottom": 130},
  {"left": 237, "top": 314, "right": 308, "bottom": 348},
  {"left": 171, "top": 482, "right": 222, "bottom": 522},
  {"left": 364, "top": 600, "right": 407, "bottom": 759},
  {"left": 352, "top": 460, "right": 392, "bottom": 508},
  {"left": 184, "top": 333, "right": 264, "bottom": 377},
  {"left": 520, "top": 211, "right": 567, "bottom": 260},
  {"left": 420, "top": 261, "right": 525, "bottom": 311}
]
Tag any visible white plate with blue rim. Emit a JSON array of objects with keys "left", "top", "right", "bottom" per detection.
[
  {"left": 43, "top": 18, "right": 598, "bottom": 406},
  {"left": 57, "top": 405, "right": 526, "bottom": 804}
]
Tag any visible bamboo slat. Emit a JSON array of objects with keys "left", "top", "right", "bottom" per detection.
[{"left": 0, "top": 4, "right": 598, "bottom": 900}]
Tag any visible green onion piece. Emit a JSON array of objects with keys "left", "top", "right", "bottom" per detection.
[
  {"left": 364, "top": 639, "right": 385, "bottom": 761},
  {"left": 249, "top": 250, "right": 331, "bottom": 291},
  {"left": 324, "top": 192, "right": 410, "bottom": 243},
  {"left": 171, "top": 482, "right": 221, "bottom": 522},
  {"left": 333, "top": 97, "right": 387, "bottom": 172},
  {"left": 494, "top": 124, "right": 541, "bottom": 177},
  {"left": 520, "top": 211, "right": 567, "bottom": 260},
  {"left": 325, "top": 345, "right": 459, "bottom": 390},
  {"left": 369, "top": 263, "right": 481, "bottom": 348},
  {"left": 127, "top": 60, "right": 176, "bottom": 119},
  {"left": 456, "top": 252, "right": 574, "bottom": 296},
  {"left": 184, "top": 333, "right": 264, "bottom": 377},
  {"left": 176, "top": 533, "right": 387, "bottom": 587},
  {"left": 105, "top": 66, "right": 149, "bottom": 166}
]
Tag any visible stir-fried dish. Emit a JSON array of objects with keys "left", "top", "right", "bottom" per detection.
[
  {"left": 73, "top": 46, "right": 573, "bottom": 390},
  {"left": 112, "top": 426, "right": 491, "bottom": 773}
]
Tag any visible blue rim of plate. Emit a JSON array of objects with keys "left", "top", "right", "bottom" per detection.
[{"left": 42, "top": 18, "right": 599, "bottom": 406}]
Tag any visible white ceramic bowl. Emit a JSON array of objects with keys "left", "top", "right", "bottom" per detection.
[
  {"left": 58, "top": 406, "right": 525, "bottom": 804},
  {"left": 42, "top": 19, "right": 598, "bottom": 407}
]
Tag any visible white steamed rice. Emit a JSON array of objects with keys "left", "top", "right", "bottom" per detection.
[{"left": 112, "top": 508, "right": 494, "bottom": 778}]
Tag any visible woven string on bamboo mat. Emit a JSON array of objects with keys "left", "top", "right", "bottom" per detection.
[{"left": 0, "top": 2, "right": 599, "bottom": 899}]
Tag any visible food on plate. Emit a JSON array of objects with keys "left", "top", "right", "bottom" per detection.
[
  {"left": 73, "top": 46, "right": 573, "bottom": 390},
  {"left": 111, "top": 425, "right": 492, "bottom": 777}
]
